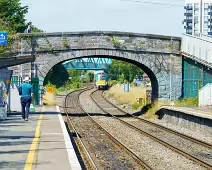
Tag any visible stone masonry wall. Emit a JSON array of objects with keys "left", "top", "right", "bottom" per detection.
[{"left": 14, "top": 32, "right": 182, "bottom": 101}]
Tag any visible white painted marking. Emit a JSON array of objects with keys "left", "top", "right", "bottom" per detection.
[{"left": 57, "top": 106, "right": 81, "bottom": 170}]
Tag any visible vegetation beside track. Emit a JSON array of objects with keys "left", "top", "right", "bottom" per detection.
[{"left": 107, "top": 84, "right": 199, "bottom": 119}]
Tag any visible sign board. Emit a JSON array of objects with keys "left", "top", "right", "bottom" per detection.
[
  {"left": 47, "top": 87, "right": 55, "bottom": 94},
  {"left": 0, "top": 32, "right": 8, "bottom": 45}
]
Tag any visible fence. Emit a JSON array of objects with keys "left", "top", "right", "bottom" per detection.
[
  {"left": 199, "top": 83, "right": 212, "bottom": 106},
  {"left": 183, "top": 57, "right": 212, "bottom": 98}
]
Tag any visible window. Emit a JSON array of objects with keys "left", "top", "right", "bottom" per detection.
[
  {"left": 204, "top": 3, "right": 209, "bottom": 9},
  {"left": 187, "top": 16, "right": 192, "bottom": 20},
  {"left": 204, "top": 16, "right": 209, "bottom": 22},
  {"left": 194, "top": 30, "right": 199, "bottom": 35},
  {"left": 194, "top": 16, "right": 199, "bottom": 23},
  {"left": 194, "top": 3, "right": 199, "bottom": 9},
  {"left": 204, "top": 8, "right": 209, "bottom": 15},
  {"left": 204, "top": 22, "right": 208, "bottom": 28},
  {"left": 204, "top": 29, "right": 208, "bottom": 34},
  {"left": 194, "top": 23, "right": 199, "bottom": 29},
  {"left": 195, "top": 10, "right": 199, "bottom": 15}
]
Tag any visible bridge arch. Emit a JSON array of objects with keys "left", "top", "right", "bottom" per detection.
[
  {"left": 16, "top": 31, "right": 182, "bottom": 102},
  {"left": 36, "top": 49, "right": 172, "bottom": 102}
]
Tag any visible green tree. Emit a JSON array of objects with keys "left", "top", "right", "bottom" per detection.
[
  {"left": 0, "top": 0, "right": 28, "bottom": 33},
  {"left": 0, "top": 0, "right": 30, "bottom": 57},
  {"left": 0, "top": 19, "right": 15, "bottom": 57},
  {"left": 105, "top": 60, "right": 144, "bottom": 83},
  {"left": 44, "top": 64, "right": 69, "bottom": 88},
  {"left": 85, "top": 72, "right": 94, "bottom": 83}
]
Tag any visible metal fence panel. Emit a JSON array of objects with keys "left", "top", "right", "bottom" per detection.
[
  {"left": 199, "top": 83, "right": 212, "bottom": 106},
  {"left": 31, "top": 78, "right": 40, "bottom": 105},
  {"left": 182, "top": 34, "right": 212, "bottom": 64},
  {"left": 183, "top": 58, "right": 212, "bottom": 98}
]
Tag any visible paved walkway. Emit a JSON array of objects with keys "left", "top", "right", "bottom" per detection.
[{"left": 0, "top": 106, "right": 81, "bottom": 170}]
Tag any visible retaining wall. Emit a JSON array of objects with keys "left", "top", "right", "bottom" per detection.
[{"left": 158, "top": 107, "right": 212, "bottom": 134}]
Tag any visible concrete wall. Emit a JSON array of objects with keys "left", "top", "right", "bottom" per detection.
[{"left": 158, "top": 108, "right": 212, "bottom": 134}]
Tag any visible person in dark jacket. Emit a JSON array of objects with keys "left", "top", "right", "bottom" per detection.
[{"left": 19, "top": 77, "right": 34, "bottom": 121}]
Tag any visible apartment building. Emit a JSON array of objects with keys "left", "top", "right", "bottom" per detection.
[{"left": 184, "top": 0, "right": 212, "bottom": 35}]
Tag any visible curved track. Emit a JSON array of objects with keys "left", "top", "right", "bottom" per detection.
[
  {"left": 90, "top": 90, "right": 212, "bottom": 170},
  {"left": 64, "top": 87, "right": 154, "bottom": 170}
]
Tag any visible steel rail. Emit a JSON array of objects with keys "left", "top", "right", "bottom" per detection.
[
  {"left": 64, "top": 87, "right": 98, "bottom": 170},
  {"left": 101, "top": 90, "right": 212, "bottom": 150},
  {"left": 91, "top": 90, "right": 212, "bottom": 169},
  {"left": 78, "top": 91, "right": 154, "bottom": 170}
]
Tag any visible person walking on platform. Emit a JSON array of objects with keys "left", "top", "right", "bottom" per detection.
[{"left": 19, "top": 77, "right": 34, "bottom": 121}]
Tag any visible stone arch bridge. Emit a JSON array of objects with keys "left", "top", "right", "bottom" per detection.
[{"left": 13, "top": 31, "right": 182, "bottom": 102}]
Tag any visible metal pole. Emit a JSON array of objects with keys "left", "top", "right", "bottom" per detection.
[
  {"left": 8, "top": 85, "right": 11, "bottom": 112},
  {"left": 200, "top": 0, "right": 203, "bottom": 34},
  {"left": 170, "top": 54, "right": 172, "bottom": 102},
  {"left": 21, "top": 38, "right": 25, "bottom": 81}
]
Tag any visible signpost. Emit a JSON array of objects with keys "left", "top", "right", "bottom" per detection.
[{"left": 0, "top": 32, "right": 8, "bottom": 46}]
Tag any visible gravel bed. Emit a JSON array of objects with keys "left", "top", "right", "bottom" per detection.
[
  {"left": 68, "top": 89, "right": 144, "bottom": 169},
  {"left": 93, "top": 117, "right": 206, "bottom": 170},
  {"left": 103, "top": 91, "right": 212, "bottom": 144},
  {"left": 103, "top": 90, "right": 139, "bottom": 114},
  {"left": 80, "top": 89, "right": 207, "bottom": 169},
  {"left": 150, "top": 119, "right": 212, "bottom": 144},
  {"left": 120, "top": 117, "right": 212, "bottom": 165},
  {"left": 79, "top": 89, "right": 104, "bottom": 114},
  {"left": 92, "top": 90, "right": 125, "bottom": 115},
  {"left": 70, "top": 115, "right": 144, "bottom": 169}
]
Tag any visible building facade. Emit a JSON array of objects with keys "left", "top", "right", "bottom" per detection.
[{"left": 184, "top": 0, "right": 212, "bottom": 35}]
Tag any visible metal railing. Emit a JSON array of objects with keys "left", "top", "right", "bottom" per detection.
[{"left": 181, "top": 33, "right": 212, "bottom": 66}]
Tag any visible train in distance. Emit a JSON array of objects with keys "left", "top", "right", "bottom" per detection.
[{"left": 95, "top": 72, "right": 109, "bottom": 90}]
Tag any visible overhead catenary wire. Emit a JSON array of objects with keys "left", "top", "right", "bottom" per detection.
[{"left": 120, "top": 0, "right": 184, "bottom": 7}]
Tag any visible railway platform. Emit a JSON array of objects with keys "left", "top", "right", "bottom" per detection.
[
  {"left": 161, "top": 106, "right": 212, "bottom": 120},
  {"left": 0, "top": 106, "right": 81, "bottom": 170}
]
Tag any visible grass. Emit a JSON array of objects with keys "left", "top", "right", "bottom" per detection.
[
  {"left": 141, "top": 101, "right": 169, "bottom": 119},
  {"left": 43, "top": 82, "right": 85, "bottom": 105},
  {"left": 132, "top": 103, "right": 141, "bottom": 110},
  {"left": 174, "top": 98, "right": 198, "bottom": 107},
  {"left": 43, "top": 92, "right": 57, "bottom": 106},
  {"left": 108, "top": 84, "right": 199, "bottom": 120},
  {"left": 108, "top": 84, "right": 151, "bottom": 105}
]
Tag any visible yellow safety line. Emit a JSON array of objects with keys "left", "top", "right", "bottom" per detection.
[{"left": 24, "top": 106, "right": 45, "bottom": 170}]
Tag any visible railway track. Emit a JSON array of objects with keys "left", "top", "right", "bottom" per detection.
[
  {"left": 90, "top": 90, "right": 212, "bottom": 170},
  {"left": 64, "top": 87, "right": 154, "bottom": 170}
]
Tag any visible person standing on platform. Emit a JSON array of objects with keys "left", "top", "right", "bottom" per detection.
[
  {"left": 26, "top": 25, "right": 32, "bottom": 34},
  {"left": 19, "top": 77, "right": 34, "bottom": 121}
]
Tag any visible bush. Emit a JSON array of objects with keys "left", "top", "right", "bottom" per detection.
[
  {"left": 142, "top": 101, "right": 168, "bottom": 119},
  {"left": 109, "top": 80, "right": 118, "bottom": 86},
  {"left": 132, "top": 103, "right": 141, "bottom": 110},
  {"left": 174, "top": 98, "right": 198, "bottom": 107}
]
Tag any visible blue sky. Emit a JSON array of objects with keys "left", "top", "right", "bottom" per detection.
[{"left": 21, "top": 0, "right": 184, "bottom": 37}]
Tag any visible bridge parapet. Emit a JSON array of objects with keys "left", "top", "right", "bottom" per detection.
[
  {"left": 15, "top": 31, "right": 181, "bottom": 55},
  {"left": 182, "top": 34, "right": 212, "bottom": 67}
]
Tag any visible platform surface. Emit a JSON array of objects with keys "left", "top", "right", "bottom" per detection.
[
  {"left": 161, "top": 106, "right": 212, "bottom": 120},
  {"left": 0, "top": 106, "right": 81, "bottom": 170}
]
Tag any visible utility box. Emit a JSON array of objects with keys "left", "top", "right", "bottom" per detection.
[{"left": 122, "top": 83, "right": 131, "bottom": 92}]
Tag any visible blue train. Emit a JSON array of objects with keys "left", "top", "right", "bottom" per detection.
[{"left": 95, "top": 72, "right": 109, "bottom": 90}]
